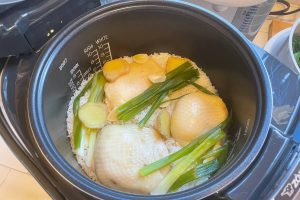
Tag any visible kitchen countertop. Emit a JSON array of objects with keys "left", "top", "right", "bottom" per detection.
[
  {"left": 0, "top": 2, "right": 299, "bottom": 200},
  {"left": 254, "top": 1, "right": 300, "bottom": 47}
]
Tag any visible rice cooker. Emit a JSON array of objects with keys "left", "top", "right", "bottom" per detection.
[{"left": 0, "top": 0, "right": 299, "bottom": 200}]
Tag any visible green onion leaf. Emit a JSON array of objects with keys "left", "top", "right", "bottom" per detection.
[
  {"left": 73, "top": 77, "right": 93, "bottom": 115},
  {"left": 160, "top": 93, "right": 191, "bottom": 105},
  {"left": 139, "top": 92, "right": 168, "bottom": 127},
  {"left": 73, "top": 77, "right": 93, "bottom": 150},
  {"left": 73, "top": 72, "right": 106, "bottom": 150},
  {"left": 169, "top": 159, "right": 219, "bottom": 192},
  {"left": 140, "top": 127, "right": 217, "bottom": 177},
  {"left": 88, "top": 72, "right": 106, "bottom": 103},
  {"left": 151, "top": 129, "right": 225, "bottom": 195},
  {"left": 169, "top": 141, "right": 230, "bottom": 192},
  {"left": 73, "top": 117, "right": 84, "bottom": 150},
  {"left": 116, "top": 61, "right": 199, "bottom": 125},
  {"left": 200, "top": 141, "right": 230, "bottom": 162},
  {"left": 188, "top": 81, "right": 215, "bottom": 95},
  {"left": 139, "top": 115, "right": 231, "bottom": 176}
]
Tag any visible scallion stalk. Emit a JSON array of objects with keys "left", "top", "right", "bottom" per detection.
[
  {"left": 199, "top": 141, "right": 230, "bottom": 162},
  {"left": 84, "top": 72, "right": 106, "bottom": 167},
  {"left": 88, "top": 72, "right": 106, "bottom": 103},
  {"left": 116, "top": 62, "right": 199, "bottom": 124},
  {"left": 72, "top": 71, "right": 106, "bottom": 168},
  {"left": 151, "top": 129, "right": 225, "bottom": 195},
  {"left": 85, "top": 129, "right": 97, "bottom": 167},
  {"left": 139, "top": 129, "right": 214, "bottom": 177},
  {"left": 74, "top": 122, "right": 87, "bottom": 157},
  {"left": 139, "top": 115, "right": 231, "bottom": 177},
  {"left": 119, "top": 70, "right": 197, "bottom": 117},
  {"left": 73, "top": 76, "right": 93, "bottom": 150},
  {"left": 169, "top": 141, "right": 230, "bottom": 192},
  {"left": 160, "top": 93, "right": 190, "bottom": 105},
  {"left": 187, "top": 81, "right": 215, "bottom": 95},
  {"left": 139, "top": 92, "right": 168, "bottom": 127},
  {"left": 169, "top": 159, "right": 219, "bottom": 192}
]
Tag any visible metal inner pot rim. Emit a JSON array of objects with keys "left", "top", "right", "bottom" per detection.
[{"left": 27, "top": 1, "right": 273, "bottom": 199}]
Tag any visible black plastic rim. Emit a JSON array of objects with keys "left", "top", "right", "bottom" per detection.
[{"left": 27, "top": 1, "right": 273, "bottom": 199}]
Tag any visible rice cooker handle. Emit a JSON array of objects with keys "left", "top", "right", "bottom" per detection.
[
  {"left": 274, "top": 153, "right": 300, "bottom": 200},
  {"left": 274, "top": 118, "right": 300, "bottom": 200}
]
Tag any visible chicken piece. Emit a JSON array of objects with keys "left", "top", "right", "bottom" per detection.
[
  {"left": 94, "top": 124, "right": 169, "bottom": 194},
  {"left": 171, "top": 92, "right": 228, "bottom": 146},
  {"left": 104, "top": 57, "right": 164, "bottom": 110}
]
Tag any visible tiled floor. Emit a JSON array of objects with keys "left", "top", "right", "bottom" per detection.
[
  {"left": 0, "top": 2, "right": 299, "bottom": 200},
  {"left": 0, "top": 136, "right": 51, "bottom": 200}
]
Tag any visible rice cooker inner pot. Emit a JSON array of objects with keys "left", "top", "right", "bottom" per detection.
[{"left": 27, "top": 1, "right": 272, "bottom": 199}]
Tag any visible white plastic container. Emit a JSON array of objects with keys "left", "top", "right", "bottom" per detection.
[
  {"left": 288, "top": 18, "right": 300, "bottom": 74},
  {"left": 265, "top": 19, "right": 300, "bottom": 75}
]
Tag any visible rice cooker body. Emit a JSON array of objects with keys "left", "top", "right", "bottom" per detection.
[{"left": 24, "top": 1, "right": 274, "bottom": 199}]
